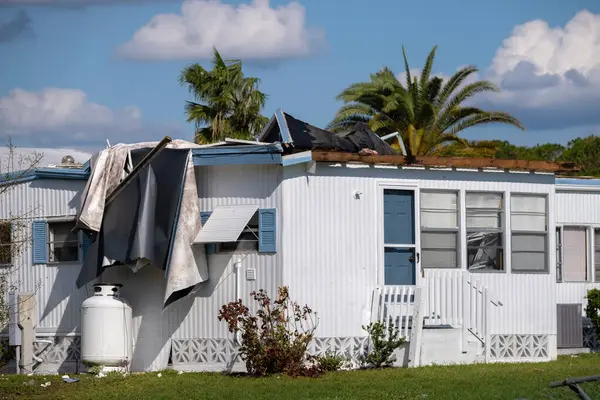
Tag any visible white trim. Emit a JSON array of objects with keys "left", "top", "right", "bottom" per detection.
[
  {"left": 556, "top": 184, "right": 600, "bottom": 193},
  {"left": 459, "top": 190, "right": 467, "bottom": 271},
  {"left": 224, "top": 138, "right": 272, "bottom": 146},
  {"left": 376, "top": 181, "right": 421, "bottom": 286}
]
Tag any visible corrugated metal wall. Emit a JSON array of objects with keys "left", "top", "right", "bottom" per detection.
[
  {"left": 0, "top": 179, "right": 87, "bottom": 334},
  {"left": 1, "top": 165, "right": 282, "bottom": 344},
  {"left": 556, "top": 190, "right": 600, "bottom": 224},
  {"left": 96, "top": 165, "right": 284, "bottom": 345},
  {"left": 555, "top": 188, "right": 600, "bottom": 307},
  {"left": 281, "top": 164, "right": 557, "bottom": 338},
  {"left": 176, "top": 164, "right": 283, "bottom": 338}
]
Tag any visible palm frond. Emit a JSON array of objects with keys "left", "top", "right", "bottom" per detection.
[
  {"left": 402, "top": 46, "right": 412, "bottom": 90},
  {"left": 419, "top": 45, "right": 438, "bottom": 89},
  {"left": 437, "top": 65, "right": 479, "bottom": 106},
  {"left": 446, "top": 111, "right": 525, "bottom": 136}
]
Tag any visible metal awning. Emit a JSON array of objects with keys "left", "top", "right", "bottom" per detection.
[{"left": 193, "top": 204, "right": 259, "bottom": 244}]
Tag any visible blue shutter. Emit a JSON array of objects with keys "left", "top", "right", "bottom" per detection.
[
  {"left": 258, "top": 208, "right": 276, "bottom": 253},
  {"left": 200, "top": 212, "right": 217, "bottom": 255},
  {"left": 81, "top": 232, "right": 92, "bottom": 263},
  {"left": 32, "top": 220, "right": 48, "bottom": 264}
]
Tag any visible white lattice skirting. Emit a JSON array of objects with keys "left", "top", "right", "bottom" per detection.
[
  {"left": 170, "top": 337, "right": 370, "bottom": 369},
  {"left": 489, "top": 334, "right": 549, "bottom": 360},
  {"left": 5, "top": 329, "right": 598, "bottom": 374}
]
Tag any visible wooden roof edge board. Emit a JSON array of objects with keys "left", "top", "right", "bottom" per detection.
[{"left": 310, "top": 151, "right": 580, "bottom": 173}]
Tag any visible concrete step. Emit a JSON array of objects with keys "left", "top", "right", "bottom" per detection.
[{"left": 419, "top": 327, "right": 482, "bottom": 366}]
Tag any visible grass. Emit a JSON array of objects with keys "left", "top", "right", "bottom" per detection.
[{"left": 1, "top": 354, "right": 599, "bottom": 400}]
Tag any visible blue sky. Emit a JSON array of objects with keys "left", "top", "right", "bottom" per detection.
[{"left": 1, "top": 0, "right": 600, "bottom": 163}]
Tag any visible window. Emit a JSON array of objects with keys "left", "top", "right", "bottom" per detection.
[
  {"left": 511, "top": 194, "right": 548, "bottom": 272},
  {"left": 218, "top": 213, "right": 259, "bottom": 252},
  {"left": 562, "top": 227, "right": 588, "bottom": 282},
  {"left": 48, "top": 220, "right": 79, "bottom": 263},
  {"left": 556, "top": 227, "right": 563, "bottom": 282},
  {"left": 0, "top": 221, "right": 12, "bottom": 266},
  {"left": 595, "top": 229, "right": 600, "bottom": 282},
  {"left": 420, "top": 191, "right": 459, "bottom": 268},
  {"left": 200, "top": 208, "right": 277, "bottom": 255},
  {"left": 466, "top": 192, "right": 504, "bottom": 272}
]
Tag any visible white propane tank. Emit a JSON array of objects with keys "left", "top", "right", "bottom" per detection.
[{"left": 81, "top": 284, "right": 133, "bottom": 371}]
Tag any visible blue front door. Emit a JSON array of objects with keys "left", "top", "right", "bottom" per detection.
[{"left": 383, "top": 189, "right": 416, "bottom": 285}]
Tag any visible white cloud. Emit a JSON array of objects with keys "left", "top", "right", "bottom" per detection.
[
  {"left": 477, "top": 10, "right": 600, "bottom": 130},
  {"left": 117, "top": 0, "right": 325, "bottom": 61},
  {"left": 0, "top": 87, "right": 143, "bottom": 145}
]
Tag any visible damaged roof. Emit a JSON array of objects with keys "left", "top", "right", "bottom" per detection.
[
  {"left": 311, "top": 151, "right": 579, "bottom": 174},
  {"left": 258, "top": 109, "right": 580, "bottom": 174},
  {"left": 258, "top": 109, "right": 396, "bottom": 156}
]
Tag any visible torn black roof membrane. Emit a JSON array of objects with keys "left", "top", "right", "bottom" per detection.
[{"left": 262, "top": 111, "right": 397, "bottom": 156}]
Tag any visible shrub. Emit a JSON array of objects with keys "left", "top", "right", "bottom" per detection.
[
  {"left": 218, "top": 286, "right": 321, "bottom": 377},
  {"left": 315, "top": 350, "right": 347, "bottom": 372},
  {"left": 586, "top": 288, "right": 600, "bottom": 340},
  {"left": 358, "top": 320, "right": 405, "bottom": 368}
]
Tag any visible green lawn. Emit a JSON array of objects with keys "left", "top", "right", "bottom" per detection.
[{"left": 1, "top": 354, "right": 599, "bottom": 400}]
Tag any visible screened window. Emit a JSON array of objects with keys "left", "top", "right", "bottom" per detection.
[
  {"left": 511, "top": 194, "right": 548, "bottom": 272},
  {"left": 562, "top": 227, "right": 588, "bottom": 282},
  {"left": 420, "top": 191, "right": 459, "bottom": 268},
  {"left": 595, "top": 229, "right": 600, "bottom": 282},
  {"left": 48, "top": 221, "right": 79, "bottom": 263},
  {"left": 0, "top": 221, "right": 12, "bottom": 266},
  {"left": 466, "top": 192, "right": 504, "bottom": 272}
]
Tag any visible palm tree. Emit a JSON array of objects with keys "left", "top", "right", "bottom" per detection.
[
  {"left": 179, "top": 48, "right": 269, "bottom": 144},
  {"left": 327, "top": 46, "right": 524, "bottom": 156}
]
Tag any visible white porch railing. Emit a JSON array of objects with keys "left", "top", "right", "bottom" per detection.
[
  {"left": 370, "top": 285, "right": 425, "bottom": 367},
  {"left": 370, "top": 285, "right": 419, "bottom": 340},
  {"left": 371, "top": 271, "right": 502, "bottom": 363}
]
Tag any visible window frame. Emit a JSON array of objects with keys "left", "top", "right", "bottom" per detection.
[
  {"left": 594, "top": 228, "right": 600, "bottom": 283},
  {"left": 420, "top": 190, "right": 460, "bottom": 269},
  {"left": 556, "top": 226, "right": 563, "bottom": 283},
  {"left": 46, "top": 218, "right": 81, "bottom": 265},
  {"left": 560, "top": 225, "right": 590, "bottom": 283},
  {"left": 465, "top": 191, "right": 505, "bottom": 273},
  {"left": 510, "top": 193, "right": 549, "bottom": 274},
  {"left": 0, "top": 221, "right": 12, "bottom": 267}
]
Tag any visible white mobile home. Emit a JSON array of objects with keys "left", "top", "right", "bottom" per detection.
[{"left": 1, "top": 112, "right": 598, "bottom": 374}]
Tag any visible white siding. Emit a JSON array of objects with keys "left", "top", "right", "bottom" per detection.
[
  {"left": 0, "top": 179, "right": 87, "bottom": 334},
  {"left": 95, "top": 164, "right": 284, "bottom": 370},
  {"left": 281, "top": 163, "right": 557, "bottom": 338},
  {"left": 2, "top": 166, "right": 284, "bottom": 370},
  {"left": 555, "top": 188, "right": 600, "bottom": 307}
]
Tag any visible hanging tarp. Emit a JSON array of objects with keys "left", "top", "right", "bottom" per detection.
[{"left": 75, "top": 139, "right": 208, "bottom": 308}]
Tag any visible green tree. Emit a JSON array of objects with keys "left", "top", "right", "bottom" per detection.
[
  {"left": 328, "top": 46, "right": 524, "bottom": 156},
  {"left": 179, "top": 48, "right": 269, "bottom": 144},
  {"left": 560, "top": 136, "right": 600, "bottom": 176}
]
